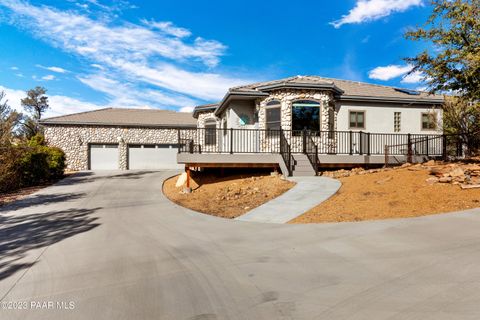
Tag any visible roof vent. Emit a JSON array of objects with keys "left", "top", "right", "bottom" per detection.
[{"left": 395, "top": 88, "right": 420, "bottom": 95}]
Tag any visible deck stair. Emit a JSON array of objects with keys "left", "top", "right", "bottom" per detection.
[{"left": 291, "top": 153, "right": 316, "bottom": 176}]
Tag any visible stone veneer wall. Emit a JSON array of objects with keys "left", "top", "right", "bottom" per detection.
[
  {"left": 257, "top": 89, "right": 335, "bottom": 131},
  {"left": 196, "top": 111, "right": 218, "bottom": 128},
  {"left": 44, "top": 125, "right": 180, "bottom": 171},
  {"left": 256, "top": 89, "right": 337, "bottom": 152}
]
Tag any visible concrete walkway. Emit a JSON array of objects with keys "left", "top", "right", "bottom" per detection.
[{"left": 236, "top": 176, "right": 341, "bottom": 223}]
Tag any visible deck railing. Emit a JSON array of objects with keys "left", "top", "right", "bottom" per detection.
[
  {"left": 279, "top": 130, "right": 293, "bottom": 176},
  {"left": 178, "top": 128, "right": 447, "bottom": 157},
  {"left": 305, "top": 133, "right": 319, "bottom": 175}
]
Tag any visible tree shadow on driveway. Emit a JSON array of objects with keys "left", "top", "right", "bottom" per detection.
[
  {"left": 0, "top": 207, "right": 101, "bottom": 281},
  {"left": 0, "top": 192, "right": 86, "bottom": 212}
]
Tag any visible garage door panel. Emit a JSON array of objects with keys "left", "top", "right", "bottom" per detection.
[
  {"left": 89, "top": 144, "right": 119, "bottom": 170},
  {"left": 128, "top": 144, "right": 181, "bottom": 169}
]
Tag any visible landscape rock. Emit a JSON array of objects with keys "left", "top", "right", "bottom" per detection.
[
  {"left": 175, "top": 173, "right": 188, "bottom": 187},
  {"left": 439, "top": 177, "right": 452, "bottom": 183},
  {"left": 426, "top": 177, "right": 439, "bottom": 185}
]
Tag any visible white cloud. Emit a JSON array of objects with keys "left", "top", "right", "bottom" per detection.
[
  {"left": 141, "top": 20, "right": 191, "bottom": 38},
  {"left": 400, "top": 70, "right": 424, "bottom": 83},
  {"left": 0, "top": 85, "right": 100, "bottom": 118},
  {"left": 10, "top": 66, "right": 19, "bottom": 70},
  {"left": 368, "top": 64, "right": 412, "bottom": 80},
  {"left": 41, "top": 74, "right": 56, "bottom": 81},
  {"left": 368, "top": 64, "right": 428, "bottom": 84},
  {"left": 179, "top": 106, "right": 194, "bottom": 113},
  {"left": 331, "top": 0, "right": 423, "bottom": 28},
  {"left": 77, "top": 73, "right": 196, "bottom": 108},
  {"left": 36, "top": 64, "right": 68, "bottom": 73},
  {"left": 0, "top": 0, "right": 253, "bottom": 108}
]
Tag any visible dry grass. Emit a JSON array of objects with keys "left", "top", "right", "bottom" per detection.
[
  {"left": 291, "top": 167, "right": 480, "bottom": 224},
  {"left": 163, "top": 172, "right": 295, "bottom": 219}
]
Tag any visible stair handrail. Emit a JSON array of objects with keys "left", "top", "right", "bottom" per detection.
[
  {"left": 279, "top": 129, "right": 293, "bottom": 176},
  {"left": 304, "top": 133, "right": 319, "bottom": 175}
]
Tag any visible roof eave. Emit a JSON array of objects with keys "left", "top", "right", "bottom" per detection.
[
  {"left": 192, "top": 105, "right": 218, "bottom": 118},
  {"left": 214, "top": 91, "right": 269, "bottom": 116},
  {"left": 40, "top": 121, "right": 196, "bottom": 128},
  {"left": 339, "top": 95, "right": 444, "bottom": 105},
  {"left": 256, "top": 83, "right": 345, "bottom": 95}
]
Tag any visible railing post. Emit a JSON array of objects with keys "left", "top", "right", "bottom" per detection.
[
  {"left": 407, "top": 133, "right": 412, "bottom": 163},
  {"left": 349, "top": 131, "right": 353, "bottom": 155},
  {"left": 230, "top": 128, "right": 233, "bottom": 154},
  {"left": 367, "top": 132, "right": 371, "bottom": 156},
  {"left": 302, "top": 129, "right": 307, "bottom": 154},
  {"left": 279, "top": 129, "right": 284, "bottom": 154},
  {"left": 188, "top": 140, "right": 193, "bottom": 154},
  {"left": 425, "top": 136, "right": 429, "bottom": 157},
  {"left": 384, "top": 145, "right": 389, "bottom": 167},
  {"left": 359, "top": 131, "right": 363, "bottom": 155},
  {"left": 442, "top": 134, "right": 447, "bottom": 160}
]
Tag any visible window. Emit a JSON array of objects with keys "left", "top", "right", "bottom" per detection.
[
  {"left": 239, "top": 114, "right": 250, "bottom": 126},
  {"left": 394, "top": 112, "right": 401, "bottom": 132},
  {"left": 292, "top": 100, "right": 320, "bottom": 132},
  {"left": 421, "top": 112, "right": 437, "bottom": 130},
  {"left": 349, "top": 111, "right": 365, "bottom": 129},
  {"left": 265, "top": 100, "right": 281, "bottom": 130},
  {"left": 204, "top": 119, "right": 216, "bottom": 145}
]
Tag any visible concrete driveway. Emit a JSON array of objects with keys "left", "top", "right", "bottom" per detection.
[{"left": 1, "top": 171, "right": 480, "bottom": 320}]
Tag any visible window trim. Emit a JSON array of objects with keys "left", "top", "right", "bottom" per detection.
[
  {"left": 348, "top": 110, "right": 366, "bottom": 130},
  {"left": 265, "top": 100, "right": 281, "bottom": 131},
  {"left": 421, "top": 112, "right": 437, "bottom": 131},
  {"left": 291, "top": 100, "right": 321, "bottom": 132},
  {"left": 204, "top": 119, "right": 217, "bottom": 145}
]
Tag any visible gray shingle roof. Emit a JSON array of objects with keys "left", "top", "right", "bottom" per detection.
[
  {"left": 41, "top": 108, "right": 196, "bottom": 127},
  {"left": 232, "top": 75, "right": 444, "bottom": 102},
  {"left": 192, "top": 103, "right": 219, "bottom": 118}
]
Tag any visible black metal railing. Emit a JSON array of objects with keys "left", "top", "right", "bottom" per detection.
[
  {"left": 305, "top": 133, "right": 318, "bottom": 175},
  {"left": 178, "top": 128, "right": 450, "bottom": 158},
  {"left": 279, "top": 130, "right": 293, "bottom": 176}
]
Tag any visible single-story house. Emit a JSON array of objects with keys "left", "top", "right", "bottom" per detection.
[
  {"left": 41, "top": 108, "right": 196, "bottom": 170},
  {"left": 42, "top": 76, "right": 445, "bottom": 175}
]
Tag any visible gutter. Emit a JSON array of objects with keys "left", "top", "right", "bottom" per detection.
[
  {"left": 339, "top": 95, "right": 444, "bottom": 105},
  {"left": 39, "top": 121, "right": 197, "bottom": 129}
]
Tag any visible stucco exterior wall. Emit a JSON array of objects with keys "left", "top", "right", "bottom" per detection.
[
  {"left": 44, "top": 125, "right": 179, "bottom": 171},
  {"left": 226, "top": 100, "right": 257, "bottom": 129},
  {"left": 336, "top": 103, "right": 443, "bottom": 134}
]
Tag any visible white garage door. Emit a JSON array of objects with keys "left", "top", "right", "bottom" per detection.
[
  {"left": 128, "top": 144, "right": 181, "bottom": 170},
  {"left": 89, "top": 144, "right": 119, "bottom": 170}
]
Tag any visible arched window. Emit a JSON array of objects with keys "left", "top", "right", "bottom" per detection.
[
  {"left": 204, "top": 119, "right": 216, "bottom": 145},
  {"left": 265, "top": 100, "right": 281, "bottom": 130},
  {"left": 292, "top": 100, "right": 320, "bottom": 132}
]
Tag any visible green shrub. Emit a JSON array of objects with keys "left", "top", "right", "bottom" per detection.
[
  {"left": 0, "top": 135, "right": 66, "bottom": 193},
  {"left": 44, "top": 146, "right": 65, "bottom": 179},
  {"left": 17, "top": 146, "right": 50, "bottom": 186}
]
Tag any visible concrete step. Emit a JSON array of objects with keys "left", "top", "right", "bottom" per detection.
[
  {"left": 292, "top": 171, "right": 316, "bottom": 177},
  {"left": 291, "top": 153, "right": 316, "bottom": 176}
]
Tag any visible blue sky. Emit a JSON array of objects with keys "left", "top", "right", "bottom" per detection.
[{"left": 0, "top": 0, "right": 432, "bottom": 117}]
